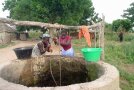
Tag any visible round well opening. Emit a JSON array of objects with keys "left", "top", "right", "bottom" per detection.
[{"left": 0, "top": 55, "right": 104, "bottom": 87}]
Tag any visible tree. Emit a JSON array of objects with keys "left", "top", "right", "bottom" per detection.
[
  {"left": 112, "top": 19, "right": 132, "bottom": 42},
  {"left": 122, "top": 2, "right": 134, "bottom": 26},
  {"left": 112, "top": 19, "right": 132, "bottom": 32},
  {"left": 3, "top": 0, "right": 98, "bottom": 26}
]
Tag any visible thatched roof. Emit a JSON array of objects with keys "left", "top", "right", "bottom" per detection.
[{"left": 0, "top": 22, "right": 16, "bottom": 33}]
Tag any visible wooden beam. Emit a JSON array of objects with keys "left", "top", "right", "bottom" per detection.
[
  {"left": 0, "top": 18, "right": 102, "bottom": 30},
  {"left": 100, "top": 15, "right": 105, "bottom": 61}
]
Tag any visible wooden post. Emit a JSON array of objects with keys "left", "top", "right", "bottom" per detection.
[
  {"left": 94, "top": 30, "right": 96, "bottom": 48},
  {"left": 98, "top": 27, "right": 101, "bottom": 48},
  {"left": 100, "top": 15, "right": 105, "bottom": 61},
  {"left": 49, "top": 28, "right": 55, "bottom": 45}
]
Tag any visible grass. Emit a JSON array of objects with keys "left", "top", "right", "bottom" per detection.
[
  {"left": 0, "top": 42, "right": 16, "bottom": 49},
  {"left": 105, "top": 33, "right": 134, "bottom": 90},
  {"left": 120, "top": 69, "right": 134, "bottom": 90},
  {"left": 72, "top": 32, "right": 134, "bottom": 90}
]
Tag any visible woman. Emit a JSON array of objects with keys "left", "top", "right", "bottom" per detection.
[
  {"left": 32, "top": 34, "right": 52, "bottom": 57},
  {"left": 59, "top": 30, "right": 74, "bottom": 57}
]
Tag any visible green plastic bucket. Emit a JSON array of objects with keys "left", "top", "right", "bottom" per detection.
[{"left": 81, "top": 48, "right": 102, "bottom": 62}]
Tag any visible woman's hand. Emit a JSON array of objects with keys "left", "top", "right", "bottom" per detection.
[
  {"left": 46, "top": 44, "right": 53, "bottom": 52},
  {"left": 50, "top": 49, "right": 53, "bottom": 52},
  {"left": 47, "top": 43, "right": 51, "bottom": 47},
  {"left": 46, "top": 47, "right": 53, "bottom": 52}
]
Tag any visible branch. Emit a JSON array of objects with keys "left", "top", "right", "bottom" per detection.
[{"left": 0, "top": 18, "right": 102, "bottom": 30}]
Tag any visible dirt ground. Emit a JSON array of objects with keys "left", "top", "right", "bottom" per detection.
[{"left": 0, "top": 41, "right": 61, "bottom": 64}]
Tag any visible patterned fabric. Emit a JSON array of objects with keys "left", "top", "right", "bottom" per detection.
[
  {"left": 32, "top": 44, "right": 42, "bottom": 57},
  {"left": 32, "top": 41, "right": 51, "bottom": 57}
]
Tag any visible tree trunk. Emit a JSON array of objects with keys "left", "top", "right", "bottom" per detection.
[{"left": 0, "top": 18, "right": 101, "bottom": 31}]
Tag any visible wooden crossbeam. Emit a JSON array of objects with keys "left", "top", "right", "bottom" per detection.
[{"left": 0, "top": 18, "right": 102, "bottom": 31}]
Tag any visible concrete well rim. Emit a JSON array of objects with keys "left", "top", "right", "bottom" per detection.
[{"left": 0, "top": 61, "right": 120, "bottom": 90}]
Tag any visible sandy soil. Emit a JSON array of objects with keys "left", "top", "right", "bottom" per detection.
[{"left": 0, "top": 41, "right": 61, "bottom": 64}]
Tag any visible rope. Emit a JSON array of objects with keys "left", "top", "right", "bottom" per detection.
[
  {"left": 49, "top": 60, "right": 58, "bottom": 86},
  {"left": 59, "top": 59, "right": 62, "bottom": 86},
  {"left": 58, "top": 29, "right": 61, "bottom": 55},
  {"left": 59, "top": 28, "right": 62, "bottom": 86}
]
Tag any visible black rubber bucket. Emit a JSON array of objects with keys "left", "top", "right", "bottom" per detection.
[{"left": 13, "top": 46, "right": 33, "bottom": 59}]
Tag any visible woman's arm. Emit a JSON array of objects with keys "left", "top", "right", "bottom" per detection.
[
  {"left": 45, "top": 44, "right": 52, "bottom": 52},
  {"left": 37, "top": 42, "right": 46, "bottom": 54}
]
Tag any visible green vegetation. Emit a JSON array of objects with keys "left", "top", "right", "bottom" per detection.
[
  {"left": 29, "top": 31, "right": 42, "bottom": 39},
  {"left": 0, "top": 44, "right": 9, "bottom": 48},
  {"left": 0, "top": 42, "right": 15, "bottom": 49},
  {"left": 3, "top": 0, "right": 100, "bottom": 31},
  {"left": 112, "top": 19, "right": 132, "bottom": 32},
  {"left": 73, "top": 32, "right": 134, "bottom": 90},
  {"left": 3, "top": 0, "right": 98, "bottom": 26},
  {"left": 123, "top": 2, "right": 134, "bottom": 26},
  {"left": 86, "top": 63, "right": 100, "bottom": 81}
]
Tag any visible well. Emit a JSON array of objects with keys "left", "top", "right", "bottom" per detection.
[{"left": 0, "top": 55, "right": 120, "bottom": 90}]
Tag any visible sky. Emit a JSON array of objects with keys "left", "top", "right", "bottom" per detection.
[
  {"left": 0, "top": 0, "right": 9, "bottom": 18},
  {"left": 0, "top": 0, "right": 134, "bottom": 23},
  {"left": 92, "top": 0, "right": 134, "bottom": 23}
]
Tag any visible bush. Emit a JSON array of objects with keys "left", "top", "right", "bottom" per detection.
[
  {"left": 112, "top": 19, "right": 132, "bottom": 32},
  {"left": 29, "top": 31, "right": 42, "bottom": 39}
]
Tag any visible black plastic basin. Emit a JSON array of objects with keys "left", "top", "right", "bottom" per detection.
[{"left": 13, "top": 46, "right": 33, "bottom": 59}]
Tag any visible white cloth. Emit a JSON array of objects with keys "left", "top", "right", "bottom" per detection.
[
  {"left": 61, "top": 47, "right": 74, "bottom": 57},
  {"left": 32, "top": 44, "right": 41, "bottom": 57}
]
